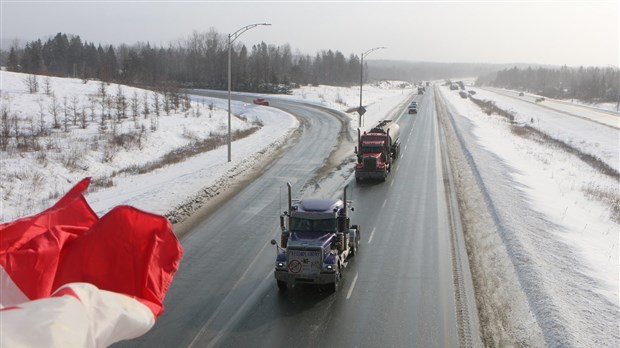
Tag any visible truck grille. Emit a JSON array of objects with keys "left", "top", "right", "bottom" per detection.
[
  {"left": 287, "top": 248, "right": 322, "bottom": 276},
  {"left": 363, "top": 156, "right": 376, "bottom": 170}
]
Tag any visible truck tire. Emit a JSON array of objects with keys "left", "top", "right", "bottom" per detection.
[
  {"left": 349, "top": 226, "right": 360, "bottom": 257},
  {"left": 277, "top": 280, "right": 287, "bottom": 292},
  {"left": 328, "top": 267, "right": 340, "bottom": 293}
]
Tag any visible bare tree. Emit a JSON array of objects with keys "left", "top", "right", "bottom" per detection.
[
  {"left": 80, "top": 104, "right": 87, "bottom": 129},
  {"left": 105, "top": 94, "right": 114, "bottom": 121},
  {"left": 88, "top": 96, "right": 96, "bottom": 122},
  {"left": 70, "top": 95, "right": 80, "bottom": 125},
  {"left": 130, "top": 91, "right": 140, "bottom": 121},
  {"left": 98, "top": 80, "right": 107, "bottom": 98},
  {"left": 142, "top": 91, "right": 150, "bottom": 118},
  {"left": 152, "top": 92, "right": 160, "bottom": 116},
  {"left": 63, "top": 96, "right": 69, "bottom": 132},
  {"left": 115, "top": 84, "right": 127, "bottom": 121},
  {"left": 99, "top": 93, "right": 109, "bottom": 125},
  {"left": 193, "top": 102, "right": 202, "bottom": 118},
  {"left": 0, "top": 103, "right": 11, "bottom": 150},
  {"left": 37, "top": 97, "right": 47, "bottom": 136},
  {"left": 162, "top": 90, "right": 171, "bottom": 116},
  {"left": 48, "top": 94, "right": 61, "bottom": 129},
  {"left": 43, "top": 77, "right": 53, "bottom": 96},
  {"left": 23, "top": 74, "right": 39, "bottom": 94}
]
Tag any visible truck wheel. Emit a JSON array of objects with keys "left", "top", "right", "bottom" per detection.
[
  {"left": 355, "top": 227, "right": 361, "bottom": 253},
  {"left": 355, "top": 177, "right": 361, "bottom": 184},
  {"left": 277, "top": 280, "right": 287, "bottom": 292},
  {"left": 328, "top": 266, "right": 340, "bottom": 293},
  {"left": 350, "top": 229, "right": 360, "bottom": 257}
]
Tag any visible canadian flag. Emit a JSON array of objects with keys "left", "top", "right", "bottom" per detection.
[{"left": 0, "top": 178, "right": 183, "bottom": 347}]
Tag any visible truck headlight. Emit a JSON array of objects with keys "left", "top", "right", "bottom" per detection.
[
  {"left": 322, "top": 253, "right": 337, "bottom": 272},
  {"left": 276, "top": 261, "right": 287, "bottom": 270},
  {"left": 322, "top": 263, "right": 336, "bottom": 272}
]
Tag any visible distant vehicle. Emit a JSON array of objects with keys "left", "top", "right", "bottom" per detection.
[
  {"left": 426, "top": 81, "right": 430, "bottom": 86},
  {"left": 408, "top": 106, "right": 418, "bottom": 114},
  {"left": 459, "top": 91, "right": 468, "bottom": 99},
  {"left": 468, "top": 90, "right": 476, "bottom": 95},
  {"left": 535, "top": 97, "right": 545, "bottom": 103},
  {"left": 418, "top": 87, "right": 424, "bottom": 95},
  {"left": 519, "top": 92, "right": 524, "bottom": 96},
  {"left": 253, "top": 98, "right": 269, "bottom": 106},
  {"left": 450, "top": 84, "right": 459, "bottom": 90}
]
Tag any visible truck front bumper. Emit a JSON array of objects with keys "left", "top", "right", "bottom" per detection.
[
  {"left": 355, "top": 170, "right": 387, "bottom": 180},
  {"left": 274, "top": 270, "right": 337, "bottom": 285}
]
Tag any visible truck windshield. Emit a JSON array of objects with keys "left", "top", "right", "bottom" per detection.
[
  {"left": 362, "top": 144, "right": 382, "bottom": 153},
  {"left": 290, "top": 218, "right": 337, "bottom": 232}
]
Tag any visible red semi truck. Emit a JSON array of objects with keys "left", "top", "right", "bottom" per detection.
[{"left": 355, "top": 120, "right": 401, "bottom": 183}]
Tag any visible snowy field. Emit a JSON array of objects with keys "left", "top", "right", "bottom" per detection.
[{"left": 439, "top": 84, "right": 619, "bottom": 346}]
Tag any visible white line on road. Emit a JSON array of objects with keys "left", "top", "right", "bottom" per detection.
[
  {"left": 390, "top": 178, "right": 394, "bottom": 187},
  {"left": 346, "top": 272, "right": 359, "bottom": 300},
  {"left": 368, "top": 226, "right": 376, "bottom": 243},
  {"left": 382, "top": 199, "right": 387, "bottom": 209}
]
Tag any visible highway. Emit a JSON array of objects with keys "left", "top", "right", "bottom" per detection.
[{"left": 115, "top": 89, "right": 476, "bottom": 347}]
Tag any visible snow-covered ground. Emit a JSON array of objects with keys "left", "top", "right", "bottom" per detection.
[{"left": 439, "top": 84, "right": 619, "bottom": 346}]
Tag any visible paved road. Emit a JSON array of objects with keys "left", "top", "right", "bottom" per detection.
[{"left": 115, "top": 90, "right": 466, "bottom": 347}]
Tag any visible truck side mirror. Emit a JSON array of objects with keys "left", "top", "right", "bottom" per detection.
[
  {"left": 354, "top": 146, "right": 357, "bottom": 154},
  {"left": 270, "top": 239, "right": 277, "bottom": 245}
]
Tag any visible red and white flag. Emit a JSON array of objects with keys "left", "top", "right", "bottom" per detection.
[{"left": 0, "top": 178, "right": 183, "bottom": 347}]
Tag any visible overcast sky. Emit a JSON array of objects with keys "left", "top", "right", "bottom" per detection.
[{"left": 1, "top": 1, "right": 618, "bottom": 67}]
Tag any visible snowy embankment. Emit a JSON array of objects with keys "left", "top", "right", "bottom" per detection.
[
  {"left": 1, "top": 71, "right": 412, "bottom": 225},
  {"left": 438, "top": 84, "right": 619, "bottom": 346},
  {"left": 472, "top": 86, "right": 619, "bottom": 173},
  {"left": 0, "top": 70, "right": 296, "bottom": 221}
]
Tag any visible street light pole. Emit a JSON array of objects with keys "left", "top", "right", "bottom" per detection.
[
  {"left": 358, "top": 46, "right": 386, "bottom": 127},
  {"left": 227, "top": 23, "right": 271, "bottom": 162}
]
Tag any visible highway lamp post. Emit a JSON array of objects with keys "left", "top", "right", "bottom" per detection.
[
  {"left": 227, "top": 23, "right": 271, "bottom": 162},
  {"left": 358, "top": 46, "right": 386, "bottom": 127}
]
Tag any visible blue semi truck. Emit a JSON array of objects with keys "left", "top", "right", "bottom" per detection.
[{"left": 270, "top": 183, "right": 360, "bottom": 292}]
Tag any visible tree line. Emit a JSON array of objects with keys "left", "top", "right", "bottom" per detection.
[
  {"left": 478, "top": 65, "right": 619, "bottom": 103},
  {"left": 3, "top": 30, "right": 365, "bottom": 93}
]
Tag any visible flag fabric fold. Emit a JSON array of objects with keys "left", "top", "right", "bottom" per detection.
[{"left": 0, "top": 178, "right": 183, "bottom": 347}]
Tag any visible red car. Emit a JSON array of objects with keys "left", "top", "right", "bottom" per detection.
[{"left": 253, "top": 98, "right": 269, "bottom": 106}]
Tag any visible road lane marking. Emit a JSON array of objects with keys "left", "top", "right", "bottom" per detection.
[
  {"left": 382, "top": 199, "right": 387, "bottom": 209},
  {"left": 346, "top": 272, "right": 359, "bottom": 299},
  {"left": 368, "top": 226, "right": 376, "bottom": 243}
]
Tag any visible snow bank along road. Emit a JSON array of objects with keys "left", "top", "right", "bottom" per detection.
[
  {"left": 438, "top": 84, "right": 619, "bottom": 346},
  {"left": 114, "top": 90, "right": 481, "bottom": 347}
]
